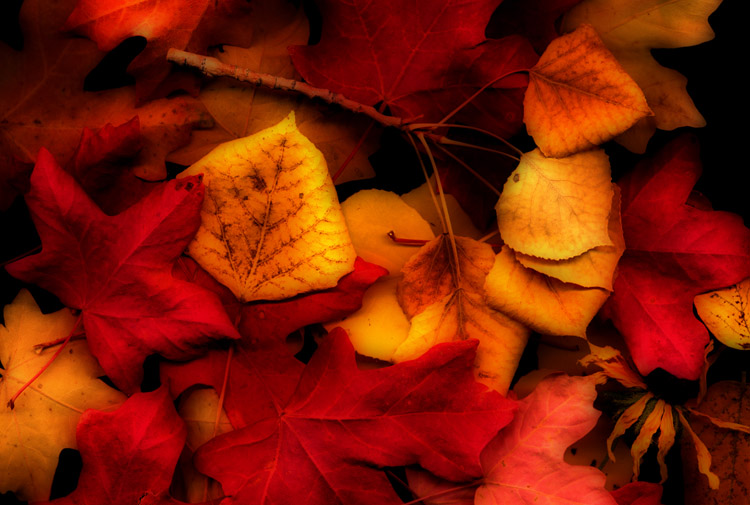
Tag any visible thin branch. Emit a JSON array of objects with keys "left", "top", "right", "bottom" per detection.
[
  {"left": 411, "top": 122, "right": 523, "bottom": 157},
  {"left": 438, "top": 137, "right": 520, "bottom": 162},
  {"left": 431, "top": 141, "right": 501, "bottom": 197},
  {"left": 168, "top": 49, "right": 403, "bottom": 129},
  {"left": 405, "top": 132, "right": 447, "bottom": 234}
]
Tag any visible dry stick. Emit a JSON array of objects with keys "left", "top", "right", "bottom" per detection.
[
  {"left": 412, "top": 122, "right": 524, "bottom": 157},
  {"left": 168, "top": 49, "right": 403, "bottom": 130},
  {"left": 8, "top": 312, "right": 83, "bottom": 409},
  {"left": 405, "top": 132, "right": 447, "bottom": 235}
]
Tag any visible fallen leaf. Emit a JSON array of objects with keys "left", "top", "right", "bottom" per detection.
[
  {"left": 524, "top": 24, "right": 652, "bottom": 157},
  {"left": 394, "top": 235, "right": 529, "bottom": 393},
  {"left": 485, "top": 246, "right": 610, "bottom": 337},
  {"left": 562, "top": 0, "right": 721, "bottom": 152},
  {"left": 602, "top": 136, "right": 750, "bottom": 379},
  {"left": 0, "top": 290, "right": 125, "bottom": 502},
  {"left": 289, "top": 0, "right": 532, "bottom": 135},
  {"left": 64, "top": 0, "right": 254, "bottom": 99},
  {"left": 515, "top": 186, "right": 625, "bottom": 290},
  {"left": 476, "top": 373, "right": 616, "bottom": 505},
  {"left": 682, "top": 381, "right": 750, "bottom": 505},
  {"left": 190, "top": 329, "right": 516, "bottom": 505},
  {"left": 178, "top": 112, "right": 357, "bottom": 302},
  {"left": 341, "top": 189, "right": 435, "bottom": 275},
  {"left": 695, "top": 277, "right": 750, "bottom": 350},
  {"left": 35, "top": 387, "right": 187, "bottom": 505},
  {"left": 5, "top": 149, "right": 240, "bottom": 393},
  {"left": 496, "top": 148, "right": 614, "bottom": 260}
]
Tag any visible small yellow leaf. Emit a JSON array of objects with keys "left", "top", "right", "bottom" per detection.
[
  {"left": 394, "top": 236, "right": 529, "bottom": 393},
  {"left": 656, "top": 405, "right": 676, "bottom": 483},
  {"left": 0, "top": 290, "right": 125, "bottom": 501},
  {"left": 607, "top": 392, "right": 653, "bottom": 462},
  {"left": 694, "top": 278, "right": 750, "bottom": 350},
  {"left": 179, "top": 111, "right": 357, "bottom": 302},
  {"left": 484, "top": 246, "right": 610, "bottom": 337},
  {"left": 678, "top": 408, "right": 720, "bottom": 490},
  {"left": 497, "top": 149, "right": 614, "bottom": 260},
  {"left": 525, "top": 24, "right": 652, "bottom": 157},
  {"left": 341, "top": 189, "right": 435, "bottom": 275},
  {"left": 579, "top": 343, "right": 647, "bottom": 389},
  {"left": 325, "top": 276, "right": 410, "bottom": 360},
  {"left": 516, "top": 186, "right": 625, "bottom": 290}
]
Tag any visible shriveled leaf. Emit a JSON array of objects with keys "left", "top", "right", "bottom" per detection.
[
  {"left": 516, "top": 186, "right": 625, "bottom": 290},
  {"left": 525, "top": 24, "right": 651, "bottom": 157},
  {"left": 476, "top": 373, "right": 616, "bottom": 505},
  {"left": 602, "top": 136, "right": 750, "bottom": 379},
  {"left": 178, "top": 112, "right": 357, "bottom": 302},
  {"left": 5, "top": 150, "right": 240, "bottom": 393},
  {"left": 695, "top": 277, "right": 750, "bottom": 350},
  {"left": 682, "top": 381, "right": 750, "bottom": 504},
  {"left": 180, "top": 330, "right": 516, "bottom": 505},
  {"left": 35, "top": 387, "right": 187, "bottom": 505},
  {"left": 563, "top": 0, "right": 721, "bottom": 152},
  {"left": 0, "top": 290, "right": 125, "bottom": 501},
  {"left": 497, "top": 148, "right": 614, "bottom": 260},
  {"left": 394, "top": 235, "right": 529, "bottom": 393},
  {"left": 341, "top": 189, "right": 435, "bottom": 275},
  {"left": 485, "top": 246, "right": 610, "bottom": 337}
]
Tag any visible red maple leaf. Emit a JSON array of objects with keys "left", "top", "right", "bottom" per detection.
[
  {"left": 166, "top": 329, "right": 515, "bottom": 505},
  {"left": 64, "top": 0, "right": 255, "bottom": 99},
  {"left": 602, "top": 136, "right": 750, "bottom": 380},
  {"left": 289, "top": 0, "right": 537, "bottom": 135},
  {"left": 5, "top": 149, "right": 240, "bottom": 393},
  {"left": 36, "top": 387, "right": 186, "bottom": 505}
]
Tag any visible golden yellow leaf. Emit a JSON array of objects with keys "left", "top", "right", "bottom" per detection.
[
  {"left": 166, "top": 0, "right": 377, "bottom": 183},
  {"left": 678, "top": 408, "right": 720, "bottom": 490},
  {"left": 174, "top": 388, "right": 233, "bottom": 503},
  {"left": 496, "top": 149, "right": 614, "bottom": 260},
  {"left": 524, "top": 24, "right": 652, "bottom": 157},
  {"left": 0, "top": 290, "right": 125, "bottom": 501},
  {"left": 607, "top": 392, "right": 654, "bottom": 462},
  {"left": 341, "top": 189, "right": 435, "bottom": 275},
  {"left": 325, "top": 276, "right": 411, "bottom": 361},
  {"left": 515, "top": 186, "right": 625, "bottom": 289},
  {"left": 694, "top": 278, "right": 750, "bottom": 350},
  {"left": 179, "top": 111, "right": 357, "bottom": 302},
  {"left": 394, "top": 236, "right": 530, "bottom": 393},
  {"left": 563, "top": 0, "right": 720, "bottom": 152},
  {"left": 484, "top": 246, "right": 610, "bottom": 337}
]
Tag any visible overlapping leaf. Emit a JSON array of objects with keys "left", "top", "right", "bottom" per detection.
[
  {"left": 695, "top": 277, "right": 750, "bottom": 350},
  {"left": 5, "top": 150, "right": 240, "bottom": 393}
]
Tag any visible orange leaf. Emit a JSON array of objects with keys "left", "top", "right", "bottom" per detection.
[{"left": 524, "top": 24, "right": 652, "bottom": 157}]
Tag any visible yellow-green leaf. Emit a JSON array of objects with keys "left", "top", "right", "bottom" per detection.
[
  {"left": 0, "top": 290, "right": 125, "bottom": 501},
  {"left": 179, "top": 111, "right": 357, "bottom": 302},
  {"left": 497, "top": 148, "right": 614, "bottom": 261}
]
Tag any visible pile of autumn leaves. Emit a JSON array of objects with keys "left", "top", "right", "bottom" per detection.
[{"left": 2, "top": 0, "right": 750, "bottom": 504}]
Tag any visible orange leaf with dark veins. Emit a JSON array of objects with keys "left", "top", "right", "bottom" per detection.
[{"left": 5, "top": 150, "right": 239, "bottom": 394}]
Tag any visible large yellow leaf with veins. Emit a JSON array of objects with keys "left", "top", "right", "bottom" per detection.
[
  {"left": 485, "top": 247, "right": 610, "bottom": 337},
  {"left": 525, "top": 24, "right": 652, "bottom": 158},
  {"left": 394, "top": 236, "right": 529, "bottom": 393},
  {"left": 515, "top": 186, "right": 625, "bottom": 290},
  {"left": 0, "top": 290, "right": 125, "bottom": 501},
  {"left": 496, "top": 148, "right": 614, "bottom": 260},
  {"left": 179, "top": 111, "right": 356, "bottom": 302},
  {"left": 695, "top": 278, "right": 750, "bottom": 350},
  {"left": 563, "top": 0, "right": 721, "bottom": 152}
]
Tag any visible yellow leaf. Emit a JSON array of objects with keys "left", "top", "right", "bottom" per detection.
[
  {"left": 579, "top": 343, "right": 647, "bottom": 390},
  {"left": 497, "top": 148, "right": 614, "bottom": 260},
  {"left": 524, "top": 24, "right": 652, "bottom": 157},
  {"left": 656, "top": 405, "right": 676, "bottom": 483},
  {"left": 0, "top": 290, "right": 125, "bottom": 501},
  {"left": 325, "top": 276, "right": 411, "bottom": 360},
  {"left": 341, "top": 189, "right": 435, "bottom": 275},
  {"left": 174, "top": 388, "right": 233, "bottom": 503},
  {"left": 484, "top": 246, "right": 610, "bottom": 337},
  {"left": 677, "top": 408, "right": 720, "bottom": 490},
  {"left": 179, "top": 111, "right": 357, "bottom": 302},
  {"left": 562, "top": 0, "right": 720, "bottom": 152},
  {"left": 607, "top": 392, "right": 653, "bottom": 462},
  {"left": 694, "top": 278, "right": 750, "bottom": 350},
  {"left": 515, "top": 186, "right": 625, "bottom": 290},
  {"left": 632, "top": 399, "right": 667, "bottom": 480},
  {"left": 394, "top": 236, "right": 529, "bottom": 394}
]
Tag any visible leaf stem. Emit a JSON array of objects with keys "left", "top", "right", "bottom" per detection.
[
  {"left": 387, "top": 231, "right": 430, "bottom": 246},
  {"left": 8, "top": 312, "right": 83, "bottom": 409},
  {"left": 167, "top": 49, "right": 403, "bottom": 130}
]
